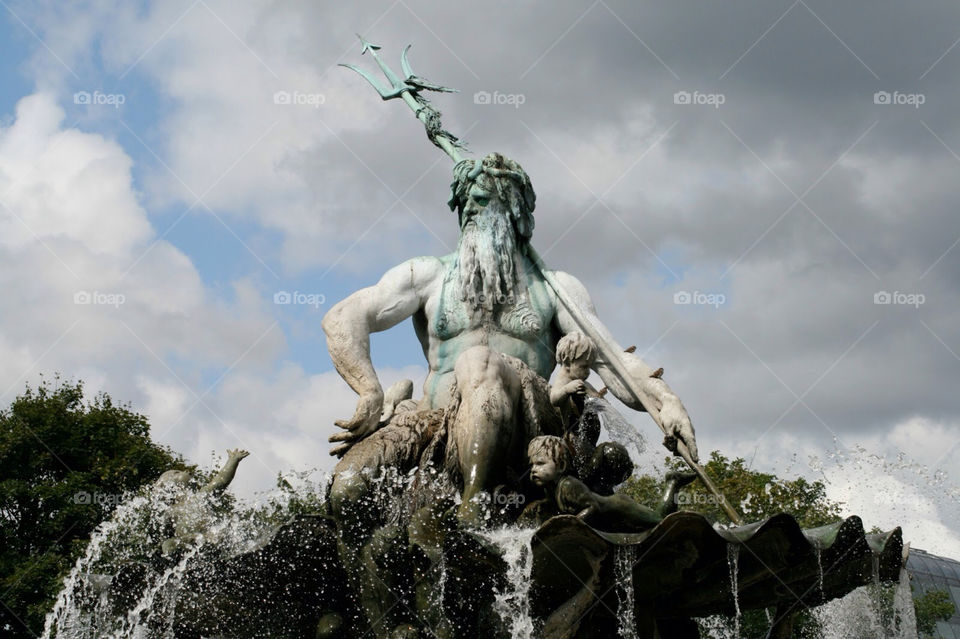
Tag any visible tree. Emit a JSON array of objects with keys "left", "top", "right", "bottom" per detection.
[
  {"left": 620, "top": 451, "right": 842, "bottom": 528},
  {"left": 0, "top": 377, "right": 185, "bottom": 638},
  {"left": 914, "top": 587, "right": 955, "bottom": 638}
]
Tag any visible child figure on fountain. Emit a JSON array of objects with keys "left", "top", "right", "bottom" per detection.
[
  {"left": 525, "top": 435, "right": 694, "bottom": 533},
  {"left": 549, "top": 332, "right": 636, "bottom": 494}
]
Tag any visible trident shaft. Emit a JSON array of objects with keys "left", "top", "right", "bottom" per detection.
[{"left": 340, "top": 35, "right": 467, "bottom": 162}]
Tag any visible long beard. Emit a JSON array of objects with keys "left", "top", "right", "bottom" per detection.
[{"left": 455, "top": 210, "right": 523, "bottom": 313}]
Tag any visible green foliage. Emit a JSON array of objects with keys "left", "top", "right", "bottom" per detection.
[
  {"left": 0, "top": 377, "right": 184, "bottom": 637},
  {"left": 620, "top": 451, "right": 842, "bottom": 528},
  {"left": 914, "top": 587, "right": 955, "bottom": 637}
]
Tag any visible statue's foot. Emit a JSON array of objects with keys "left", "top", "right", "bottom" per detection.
[{"left": 661, "top": 470, "right": 699, "bottom": 516}]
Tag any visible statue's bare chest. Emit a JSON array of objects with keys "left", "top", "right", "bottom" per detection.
[{"left": 428, "top": 272, "right": 555, "bottom": 344}]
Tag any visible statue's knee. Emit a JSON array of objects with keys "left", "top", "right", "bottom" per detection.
[{"left": 329, "top": 471, "right": 370, "bottom": 520}]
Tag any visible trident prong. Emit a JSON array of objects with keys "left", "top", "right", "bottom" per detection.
[
  {"left": 340, "top": 35, "right": 468, "bottom": 162},
  {"left": 339, "top": 35, "right": 416, "bottom": 100}
]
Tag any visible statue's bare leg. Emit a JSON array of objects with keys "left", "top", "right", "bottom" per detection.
[{"left": 452, "top": 345, "right": 522, "bottom": 526}]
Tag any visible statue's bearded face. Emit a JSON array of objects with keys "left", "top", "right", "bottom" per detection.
[{"left": 455, "top": 181, "right": 523, "bottom": 312}]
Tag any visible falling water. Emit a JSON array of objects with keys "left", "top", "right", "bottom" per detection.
[
  {"left": 816, "top": 546, "right": 825, "bottom": 601},
  {"left": 42, "top": 468, "right": 329, "bottom": 639},
  {"left": 107, "top": 542, "right": 203, "bottom": 639},
  {"left": 584, "top": 397, "right": 646, "bottom": 458},
  {"left": 614, "top": 545, "right": 638, "bottom": 638},
  {"left": 481, "top": 526, "right": 537, "bottom": 639},
  {"left": 815, "top": 566, "right": 918, "bottom": 639},
  {"left": 891, "top": 568, "right": 918, "bottom": 637},
  {"left": 727, "top": 543, "right": 741, "bottom": 638}
]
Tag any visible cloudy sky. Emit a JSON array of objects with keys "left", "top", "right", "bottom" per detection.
[{"left": 1, "top": 0, "right": 958, "bottom": 555}]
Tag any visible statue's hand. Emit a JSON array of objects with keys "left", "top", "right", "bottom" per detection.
[
  {"left": 330, "top": 390, "right": 384, "bottom": 447},
  {"left": 565, "top": 380, "right": 587, "bottom": 396},
  {"left": 227, "top": 449, "right": 249, "bottom": 460},
  {"left": 660, "top": 400, "right": 698, "bottom": 463}
]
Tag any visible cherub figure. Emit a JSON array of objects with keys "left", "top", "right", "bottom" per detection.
[
  {"left": 157, "top": 448, "right": 249, "bottom": 557},
  {"left": 524, "top": 436, "right": 694, "bottom": 533},
  {"left": 549, "top": 332, "right": 599, "bottom": 425}
]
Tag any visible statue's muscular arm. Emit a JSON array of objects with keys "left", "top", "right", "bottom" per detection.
[
  {"left": 322, "top": 256, "right": 443, "bottom": 445},
  {"left": 550, "top": 270, "right": 699, "bottom": 462}
]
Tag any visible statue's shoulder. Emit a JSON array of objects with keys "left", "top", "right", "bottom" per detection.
[
  {"left": 539, "top": 269, "right": 591, "bottom": 303},
  {"left": 387, "top": 255, "right": 447, "bottom": 285}
]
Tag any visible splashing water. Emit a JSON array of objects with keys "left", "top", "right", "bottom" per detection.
[
  {"left": 584, "top": 397, "right": 646, "bottom": 459},
  {"left": 727, "top": 543, "right": 741, "bottom": 638},
  {"left": 815, "top": 567, "right": 918, "bottom": 639},
  {"left": 42, "top": 469, "right": 330, "bottom": 639},
  {"left": 481, "top": 526, "right": 537, "bottom": 639},
  {"left": 615, "top": 545, "right": 638, "bottom": 638},
  {"left": 816, "top": 546, "right": 825, "bottom": 601}
]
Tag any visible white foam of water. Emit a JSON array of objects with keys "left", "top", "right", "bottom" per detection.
[
  {"left": 481, "top": 526, "right": 537, "bottom": 639},
  {"left": 727, "top": 543, "right": 741, "bottom": 638},
  {"left": 615, "top": 545, "right": 638, "bottom": 638},
  {"left": 42, "top": 470, "right": 330, "bottom": 639}
]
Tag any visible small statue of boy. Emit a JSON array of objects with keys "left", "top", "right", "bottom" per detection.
[
  {"left": 549, "top": 332, "right": 635, "bottom": 494},
  {"left": 156, "top": 448, "right": 249, "bottom": 557},
  {"left": 523, "top": 436, "right": 694, "bottom": 533}
]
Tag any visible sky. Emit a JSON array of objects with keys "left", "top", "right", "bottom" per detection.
[{"left": 0, "top": 0, "right": 958, "bottom": 556}]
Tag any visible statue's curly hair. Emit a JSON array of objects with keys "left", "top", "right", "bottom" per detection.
[
  {"left": 527, "top": 435, "right": 573, "bottom": 473},
  {"left": 556, "top": 331, "right": 597, "bottom": 366},
  {"left": 448, "top": 153, "right": 536, "bottom": 243}
]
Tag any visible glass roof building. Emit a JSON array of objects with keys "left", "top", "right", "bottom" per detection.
[{"left": 908, "top": 547, "right": 960, "bottom": 638}]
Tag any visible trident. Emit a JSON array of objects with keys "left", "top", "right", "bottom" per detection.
[
  {"left": 341, "top": 37, "right": 743, "bottom": 525},
  {"left": 339, "top": 35, "right": 468, "bottom": 163}
]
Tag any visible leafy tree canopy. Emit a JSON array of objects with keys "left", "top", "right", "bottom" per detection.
[{"left": 0, "top": 377, "right": 185, "bottom": 637}]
